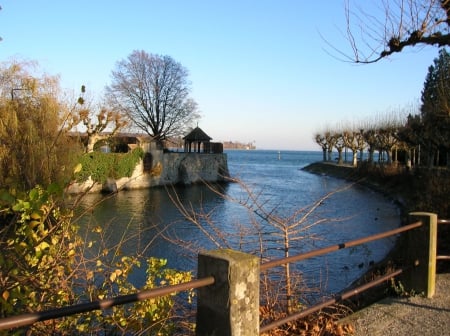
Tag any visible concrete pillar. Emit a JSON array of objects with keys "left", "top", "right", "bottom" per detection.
[
  {"left": 405, "top": 212, "right": 437, "bottom": 298},
  {"left": 196, "top": 249, "right": 260, "bottom": 336}
]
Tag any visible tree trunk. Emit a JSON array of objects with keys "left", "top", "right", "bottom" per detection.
[
  {"left": 327, "top": 150, "right": 333, "bottom": 162},
  {"left": 368, "top": 149, "right": 375, "bottom": 164},
  {"left": 386, "top": 149, "right": 392, "bottom": 165},
  {"left": 352, "top": 151, "right": 358, "bottom": 167},
  {"left": 337, "top": 149, "right": 343, "bottom": 164}
]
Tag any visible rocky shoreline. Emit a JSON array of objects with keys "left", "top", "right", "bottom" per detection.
[
  {"left": 302, "top": 161, "right": 449, "bottom": 219},
  {"left": 302, "top": 162, "right": 407, "bottom": 308},
  {"left": 302, "top": 161, "right": 450, "bottom": 308}
]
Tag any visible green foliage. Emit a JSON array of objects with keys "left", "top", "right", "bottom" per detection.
[
  {"left": 0, "top": 183, "right": 194, "bottom": 335},
  {"left": 73, "top": 254, "right": 193, "bottom": 334},
  {"left": 417, "top": 48, "right": 450, "bottom": 164},
  {"left": 75, "top": 147, "right": 144, "bottom": 183},
  {"left": 388, "top": 279, "right": 421, "bottom": 297},
  {"left": 0, "top": 185, "right": 79, "bottom": 335},
  {"left": 0, "top": 61, "right": 83, "bottom": 191},
  {"left": 116, "top": 147, "right": 144, "bottom": 177}
]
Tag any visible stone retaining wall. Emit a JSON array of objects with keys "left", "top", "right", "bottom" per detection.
[{"left": 67, "top": 151, "right": 229, "bottom": 193}]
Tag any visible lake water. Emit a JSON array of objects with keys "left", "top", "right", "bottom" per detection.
[{"left": 74, "top": 150, "right": 401, "bottom": 297}]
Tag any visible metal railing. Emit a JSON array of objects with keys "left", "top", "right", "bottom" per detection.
[
  {"left": 0, "top": 277, "right": 215, "bottom": 331},
  {"left": 0, "top": 213, "right": 446, "bottom": 335},
  {"left": 437, "top": 218, "right": 450, "bottom": 261}
]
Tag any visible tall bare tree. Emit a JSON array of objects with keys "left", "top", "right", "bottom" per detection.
[
  {"left": 340, "top": 0, "right": 450, "bottom": 63},
  {"left": 106, "top": 51, "right": 200, "bottom": 146}
]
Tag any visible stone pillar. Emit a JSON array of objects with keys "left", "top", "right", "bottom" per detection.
[
  {"left": 196, "top": 249, "right": 260, "bottom": 336},
  {"left": 405, "top": 212, "right": 437, "bottom": 298}
]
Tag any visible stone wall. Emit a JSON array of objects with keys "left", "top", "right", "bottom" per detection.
[{"left": 67, "top": 150, "right": 229, "bottom": 193}]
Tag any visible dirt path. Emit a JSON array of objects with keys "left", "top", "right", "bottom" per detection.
[{"left": 339, "top": 273, "right": 450, "bottom": 336}]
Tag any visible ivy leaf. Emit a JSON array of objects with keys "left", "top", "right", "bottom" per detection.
[
  {"left": 47, "top": 182, "right": 63, "bottom": 196},
  {"left": 29, "top": 188, "right": 39, "bottom": 201},
  {"left": 0, "top": 189, "right": 15, "bottom": 204}
]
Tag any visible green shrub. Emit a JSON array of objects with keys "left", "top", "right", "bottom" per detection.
[
  {"left": 75, "top": 148, "right": 144, "bottom": 183},
  {"left": 0, "top": 182, "right": 194, "bottom": 335}
]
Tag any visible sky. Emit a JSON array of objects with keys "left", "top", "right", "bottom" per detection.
[{"left": 0, "top": 1, "right": 441, "bottom": 150}]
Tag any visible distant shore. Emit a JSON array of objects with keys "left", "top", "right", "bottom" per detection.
[
  {"left": 302, "top": 161, "right": 449, "bottom": 219},
  {"left": 302, "top": 161, "right": 408, "bottom": 213},
  {"left": 303, "top": 160, "right": 450, "bottom": 308}
]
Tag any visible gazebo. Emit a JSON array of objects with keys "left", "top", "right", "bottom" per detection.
[{"left": 183, "top": 127, "right": 212, "bottom": 153}]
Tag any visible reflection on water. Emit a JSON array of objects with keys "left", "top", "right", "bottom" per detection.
[{"left": 73, "top": 150, "right": 401, "bottom": 295}]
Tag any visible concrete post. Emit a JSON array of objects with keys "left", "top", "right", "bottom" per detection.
[
  {"left": 196, "top": 249, "right": 260, "bottom": 336},
  {"left": 405, "top": 212, "right": 437, "bottom": 298}
]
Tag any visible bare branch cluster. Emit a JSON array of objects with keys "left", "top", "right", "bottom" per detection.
[
  {"left": 341, "top": 0, "right": 450, "bottom": 63},
  {"left": 315, "top": 109, "right": 414, "bottom": 166},
  {"left": 106, "top": 51, "right": 200, "bottom": 145}
]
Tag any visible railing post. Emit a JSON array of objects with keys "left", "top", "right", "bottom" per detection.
[
  {"left": 405, "top": 212, "right": 437, "bottom": 298},
  {"left": 196, "top": 249, "right": 260, "bottom": 336}
]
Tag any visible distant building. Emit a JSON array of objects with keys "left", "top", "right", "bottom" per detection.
[{"left": 183, "top": 127, "right": 223, "bottom": 153}]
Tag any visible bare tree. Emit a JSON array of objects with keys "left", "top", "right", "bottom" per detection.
[
  {"left": 106, "top": 51, "right": 200, "bottom": 146},
  {"left": 325, "top": 131, "right": 338, "bottom": 162},
  {"left": 334, "top": 132, "right": 346, "bottom": 164},
  {"left": 314, "top": 133, "right": 328, "bottom": 161},
  {"left": 342, "top": 129, "right": 359, "bottom": 166},
  {"left": 163, "top": 177, "right": 354, "bottom": 317},
  {"left": 340, "top": 0, "right": 450, "bottom": 63},
  {"left": 68, "top": 86, "right": 127, "bottom": 153}
]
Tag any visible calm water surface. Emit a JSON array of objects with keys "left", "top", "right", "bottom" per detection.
[{"left": 75, "top": 150, "right": 400, "bottom": 296}]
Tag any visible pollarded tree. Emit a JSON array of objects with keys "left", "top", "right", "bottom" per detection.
[
  {"left": 355, "top": 128, "right": 366, "bottom": 163},
  {"left": 314, "top": 132, "right": 328, "bottom": 161},
  {"left": 68, "top": 86, "right": 128, "bottom": 153},
  {"left": 334, "top": 132, "right": 345, "bottom": 164},
  {"left": 106, "top": 51, "right": 200, "bottom": 146},
  {"left": 340, "top": 0, "right": 450, "bottom": 63},
  {"left": 325, "top": 131, "right": 338, "bottom": 162},
  {"left": 342, "top": 129, "right": 359, "bottom": 166},
  {"left": 376, "top": 127, "right": 398, "bottom": 164}
]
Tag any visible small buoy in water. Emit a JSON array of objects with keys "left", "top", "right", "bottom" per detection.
[{"left": 278, "top": 151, "right": 281, "bottom": 160}]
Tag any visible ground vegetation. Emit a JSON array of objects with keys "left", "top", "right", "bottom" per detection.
[{"left": 0, "top": 60, "right": 194, "bottom": 335}]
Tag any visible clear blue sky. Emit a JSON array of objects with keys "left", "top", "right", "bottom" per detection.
[{"left": 0, "top": 1, "right": 440, "bottom": 150}]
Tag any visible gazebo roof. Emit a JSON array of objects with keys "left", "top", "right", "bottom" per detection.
[{"left": 183, "top": 127, "right": 212, "bottom": 141}]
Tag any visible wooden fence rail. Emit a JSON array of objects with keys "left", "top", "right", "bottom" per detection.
[{"left": 0, "top": 212, "right": 444, "bottom": 336}]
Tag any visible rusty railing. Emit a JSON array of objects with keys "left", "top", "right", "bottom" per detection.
[{"left": 0, "top": 213, "right": 445, "bottom": 335}]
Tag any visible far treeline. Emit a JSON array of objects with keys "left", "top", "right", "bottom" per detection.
[{"left": 315, "top": 49, "right": 450, "bottom": 169}]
